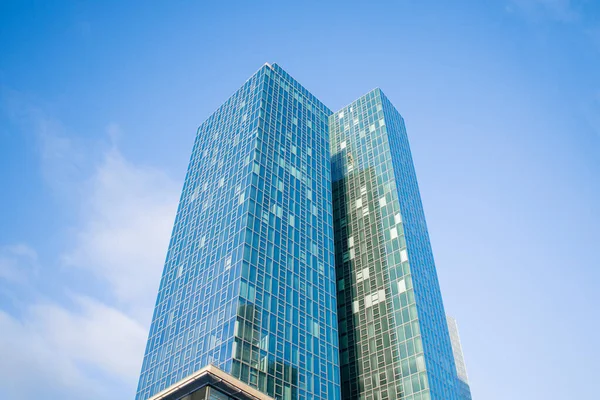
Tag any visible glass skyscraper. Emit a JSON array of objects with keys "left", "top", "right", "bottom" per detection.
[
  {"left": 136, "top": 63, "right": 341, "bottom": 400},
  {"left": 330, "top": 89, "right": 459, "bottom": 400},
  {"left": 447, "top": 316, "right": 472, "bottom": 400},
  {"left": 137, "top": 64, "right": 466, "bottom": 400}
]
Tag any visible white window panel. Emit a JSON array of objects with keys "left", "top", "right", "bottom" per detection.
[
  {"left": 348, "top": 236, "right": 354, "bottom": 248},
  {"left": 340, "top": 141, "right": 346, "bottom": 149},
  {"left": 416, "top": 355, "right": 425, "bottom": 372},
  {"left": 352, "top": 301, "right": 359, "bottom": 313},
  {"left": 362, "top": 268, "right": 370, "bottom": 280},
  {"left": 395, "top": 213, "right": 402, "bottom": 224},
  {"left": 397, "top": 279, "right": 407, "bottom": 293},
  {"left": 190, "top": 187, "right": 200, "bottom": 202},
  {"left": 379, "top": 197, "right": 387, "bottom": 207},
  {"left": 390, "top": 227, "right": 398, "bottom": 239},
  {"left": 356, "top": 198, "right": 363, "bottom": 209},
  {"left": 400, "top": 249, "right": 408, "bottom": 263},
  {"left": 365, "top": 295, "right": 372, "bottom": 308}
]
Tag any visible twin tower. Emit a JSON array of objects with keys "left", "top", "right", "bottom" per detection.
[{"left": 136, "top": 63, "right": 468, "bottom": 400}]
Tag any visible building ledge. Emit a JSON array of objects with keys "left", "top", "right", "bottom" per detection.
[{"left": 147, "top": 364, "right": 274, "bottom": 400}]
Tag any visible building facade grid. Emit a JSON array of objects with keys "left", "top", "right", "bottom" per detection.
[
  {"left": 137, "top": 64, "right": 341, "bottom": 400},
  {"left": 137, "top": 64, "right": 465, "bottom": 400},
  {"left": 330, "top": 89, "right": 459, "bottom": 400}
]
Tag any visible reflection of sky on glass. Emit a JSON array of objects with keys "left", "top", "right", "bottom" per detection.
[{"left": 0, "top": 1, "right": 598, "bottom": 399}]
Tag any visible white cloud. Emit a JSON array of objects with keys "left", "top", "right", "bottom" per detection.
[
  {"left": 63, "top": 145, "right": 180, "bottom": 320},
  {"left": 0, "top": 244, "right": 38, "bottom": 284},
  {"left": 0, "top": 297, "right": 147, "bottom": 400},
  {"left": 0, "top": 112, "right": 181, "bottom": 399},
  {"left": 1, "top": 88, "right": 92, "bottom": 199}
]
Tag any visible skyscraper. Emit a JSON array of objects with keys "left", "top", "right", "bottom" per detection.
[
  {"left": 447, "top": 316, "right": 472, "bottom": 400},
  {"left": 136, "top": 63, "right": 341, "bottom": 400},
  {"left": 330, "top": 89, "right": 460, "bottom": 400},
  {"left": 137, "top": 64, "right": 465, "bottom": 400}
]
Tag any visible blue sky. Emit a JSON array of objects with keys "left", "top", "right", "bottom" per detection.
[{"left": 0, "top": 1, "right": 598, "bottom": 399}]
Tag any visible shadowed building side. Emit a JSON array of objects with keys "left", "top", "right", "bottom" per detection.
[{"left": 330, "top": 89, "right": 460, "bottom": 400}]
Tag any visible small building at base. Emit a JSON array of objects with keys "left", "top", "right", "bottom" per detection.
[{"left": 148, "top": 365, "right": 275, "bottom": 400}]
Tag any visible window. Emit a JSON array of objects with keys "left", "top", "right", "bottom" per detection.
[
  {"left": 362, "top": 267, "right": 370, "bottom": 280},
  {"left": 400, "top": 249, "right": 408, "bottom": 263},
  {"left": 395, "top": 213, "right": 402, "bottom": 224},
  {"left": 365, "top": 289, "right": 386, "bottom": 308},
  {"left": 397, "top": 279, "right": 407, "bottom": 293}
]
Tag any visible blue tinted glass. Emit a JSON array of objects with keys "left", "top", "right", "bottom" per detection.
[
  {"left": 330, "top": 89, "right": 460, "bottom": 400},
  {"left": 136, "top": 64, "right": 341, "bottom": 400}
]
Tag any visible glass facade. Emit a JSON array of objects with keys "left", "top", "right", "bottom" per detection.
[
  {"left": 138, "top": 63, "right": 466, "bottom": 400},
  {"left": 136, "top": 64, "right": 341, "bottom": 400},
  {"left": 330, "top": 89, "right": 459, "bottom": 400},
  {"left": 447, "top": 316, "right": 472, "bottom": 400}
]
